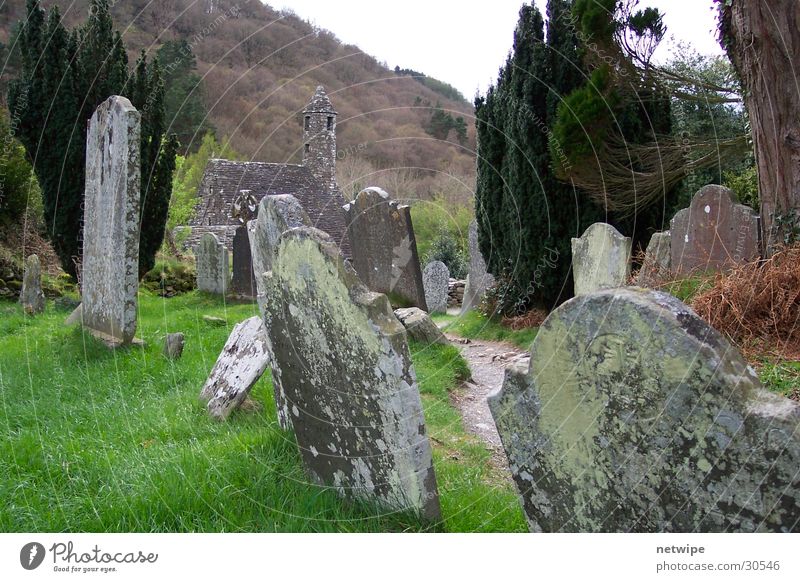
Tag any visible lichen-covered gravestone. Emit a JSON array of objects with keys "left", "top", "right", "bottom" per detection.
[
  {"left": 423, "top": 261, "right": 449, "bottom": 314},
  {"left": 75, "top": 96, "right": 141, "bottom": 345},
  {"left": 635, "top": 231, "right": 672, "bottom": 287},
  {"left": 489, "top": 287, "right": 800, "bottom": 532},
  {"left": 571, "top": 222, "right": 631, "bottom": 296},
  {"left": 461, "top": 220, "right": 495, "bottom": 314},
  {"left": 343, "top": 187, "right": 427, "bottom": 310},
  {"left": 262, "top": 226, "right": 441, "bottom": 521},
  {"left": 230, "top": 225, "right": 256, "bottom": 297},
  {"left": 199, "top": 316, "right": 271, "bottom": 421},
  {"left": 195, "top": 233, "right": 229, "bottom": 295},
  {"left": 671, "top": 185, "right": 760, "bottom": 274},
  {"left": 20, "top": 254, "right": 45, "bottom": 315},
  {"left": 394, "top": 307, "right": 448, "bottom": 346}
]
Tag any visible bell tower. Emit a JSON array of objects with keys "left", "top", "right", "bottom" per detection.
[{"left": 302, "top": 85, "right": 337, "bottom": 195}]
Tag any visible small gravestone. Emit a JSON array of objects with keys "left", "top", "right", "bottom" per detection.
[
  {"left": 461, "top": 220, "right": 495, "bottom": 314},
  {"left": 489, "top": 287, "right": 800, "bottom": 532},
  {"left": 195, "top": 233, "right": 229, "bottom": 295},
  {"left": 262, "top": 226, "right": 441, "bottom": 521},
  {"left": 636, "top": 231, "right": 672, "bottom": 287},
  {"left": 394, "top": 307, "right": 448, "bottom": 346},
  {"left": 20, "top": 254, "right": 45, "bottom": 315},
  {"left": 74, "top": 96, "right": 141, "bottom": 345},
  {"left": 423, "top": 261, "right": 449, "bottom": 314},
  {"left": 670, "top": 185, "right": 760, "bottom": 274},
  {"left": 163, "top": 333, "right": 185, "bottom": 360},
  {"left": 199, "top": 316, "right": 271, "bottom": 421},
  {"left": 343, "top": 187, "right": 427, "bottom": 310},
  {"left": 571, "top": 222, "right": 631, "bottom": 296},
  {"left": 230, "top": 225, "right": 256, "bottom": 297}
]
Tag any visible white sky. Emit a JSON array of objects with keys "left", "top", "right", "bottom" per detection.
[{"left": 272, "top": 0, "right": 724, "bottom": 99}]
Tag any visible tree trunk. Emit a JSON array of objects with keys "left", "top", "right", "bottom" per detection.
[{"left": 726, "top": 0, "right": 800, "bottom": 253}]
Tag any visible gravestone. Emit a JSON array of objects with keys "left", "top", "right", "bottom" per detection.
[
  {"left": 423, "top": 261, "right": 449, "bottom": 314},
  {"left": 199, "top": 316, "right": 271, "bottom": 421},
  {"left": 635, "top": 231, "right": 672, "bottom": 287},
  {"left": 670, "top": 185, "right": 760, "bottom": 274},
  {"left": 489, "top": 287, "right": 800, "bottom": 532},
  {"left": 262, "top": 226, "right": 441, "bottom": 521},
  {"left": 461, "top": 220, "right": 495, "bottom": 314},
  {"left": 195, "top": 233, "right": 229, "bottom": 295},
  {"left": 571, "top": 222, "right": 631, "bottom": 296},
  {"left": 75, "top": 95, "right": 141, "bottom": 345},
  {"left": 230, "top": 226, "right": 256, "bottom": 297},
  {"left": 343, "top": 187, "right": 427, "bottom": 310},
  {"left": 394, "top": 307, "right": 448, "bottom": 346},
  {"left": 163, "top": 333, "right": 185, "bottom": 360},
  {"left": 20, "top": 254, "right": 45, "bottom": 315}
]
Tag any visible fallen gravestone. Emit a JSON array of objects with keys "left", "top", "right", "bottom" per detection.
[
  {"left": 230, "top": 226, "right": 256, "bottom": 297},
  {"left": 423, "top": 261, "right": 449, "bottom": 314},
  {"left": 461, "top": 220, "right": 495, "bottom": 314},
  {"left": 199, "top": 316, "right": 271, "bottom": 420},
  {"left": 636, "top": 231, "right": 672, "bottom": 287},
  {"left": 20, "top": 254, "right": 45, "bottom": 315},
  {"left": 202, "top": 315, "right": 227, "bottom": 326},
  {"left": 163, "top": 333, "right": 185, "bottom": 360},
  {"left": 671, "top": 185, "right": 760, "bottom": 274},
  {"left": 489, "top": 287, "right": 800, "bottom": 532},
  {"left": 394, "top": 307, "right": 448, "bottom": 346},
  {"left": 571, "top": 222, "right": 631, "bottom": 296},
  {"left": 195, "top": 233, "right": 229, "bottom": 295},
  {"left": 343, "top": 187, "right": 427, "bottom": 310},
  {"left": 262, "top": 226, "right": 441, "bottom": 521}
]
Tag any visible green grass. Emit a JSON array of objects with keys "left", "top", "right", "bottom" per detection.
[
  {"left": 759, "top": 361, "right": 800, "bottom": 400},
  {"left": 0, "top": 292, "right": 525, "bottom": 532},
  {"left": 433, "top": 310, "right": 538, "bottom": 350}
]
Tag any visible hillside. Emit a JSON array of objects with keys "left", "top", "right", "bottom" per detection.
[{"left": 0, "top": 0, "right": 477, "bottom": 201}]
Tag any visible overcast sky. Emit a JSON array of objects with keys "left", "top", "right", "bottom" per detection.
[{"left": 272, "top": 0, "right": 724, "bottom": 99}]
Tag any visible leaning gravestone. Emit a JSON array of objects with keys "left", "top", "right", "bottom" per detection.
[
  {"left": 262, "top": 226, "right": 441, "bottom": 521},
  {"left": 195, "top": 233, "right": 229, "bottom": 295},
  {"left": 571, "top": 222, "right": 631, "bottom": 296},
  {"left": 394, "top": 307, "right": 448, "bottom": 346},
  {"left": 489, "top": 287, "right": 800, "bottom": 532},
  {"left": 423, "top": 261, "right": 449, "bottom": 314},
  {"left": 74, "top": 96, "right": 141, "bottom": 345},
  {"left": 461, "top": 220, "right": 495, "bottom": 314},
  {"left": 343, "top": 187, "right": 428, "bottom": 310},
  {"left": 671, "top": 185, "right": 760, "bottom": 274},
  {"left": 230, "top": 226, "right": 256, "bottom": 297},
  {"left": 635, "top": 231, "right": 672, "bottom": 287},
  {"left": 199, "top": 316, "right": 271, "bottom": 421},
  {"left": 20, "top": 254, "right": 45, "bottom": 315}
]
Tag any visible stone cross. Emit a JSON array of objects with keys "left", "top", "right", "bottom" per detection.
[
  {"left": 195, "top": 233, "right": 229, "bottom": 295},
  {"left": 571, "top": 222, "right": 631, "bottom": 296}
]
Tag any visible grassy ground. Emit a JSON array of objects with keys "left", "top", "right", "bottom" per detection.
[
  {"left": 0, "top": 292, "right": 525, "bottom": 532},
  {"left": 433, "top": 310, "right": 538, "bottom": 350}
]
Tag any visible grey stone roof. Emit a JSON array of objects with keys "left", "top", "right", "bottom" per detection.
[{"left": 303, "top": 85, "right": 336, "bottom": 114}]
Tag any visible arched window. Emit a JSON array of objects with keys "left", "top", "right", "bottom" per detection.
[{"left": 327, "top": 116, "right": 334, "bottom": 130}]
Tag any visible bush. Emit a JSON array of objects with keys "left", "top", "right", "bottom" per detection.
[
  {"left": 142, "top": 259, "right": 196, "bottom": 296},
  {"left": 422, "top": 228, "right": 468, "bottom": 279},
  {"left": 409, "top": 196, "right": 472, "bottom": 275}
]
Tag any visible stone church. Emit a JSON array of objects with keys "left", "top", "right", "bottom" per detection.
[{"left": 186, "top": 86, "right": 350, "bottom": 256}]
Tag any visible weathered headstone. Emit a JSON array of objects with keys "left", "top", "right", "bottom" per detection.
[
  {"left": 199, "top": 316, "right": 271, "bottom": 421},
  {"left": 195, "top": 233, "right": 229, "bottom": 295},
  {"left": 635, "top": 231, "right": 672, "bottom": 287},
  {"left": 489, "top": 287, "right": 800, "bottom": 532},
  {"left": 74, "top": 96, "right": 141, "bottom": 345},
  {"left": 461, "top": 220, "right": 495, "bottom": 314},
  {"left": 20, "top": 254, "right": 45, "bottom": 315},
  {"left": 423, "top": 261, "right": 449, "bottom": 314},
  {"left": 571, "top": 222, "right": 631, "bottom": 296},
  {"left": 670, "top": 185, "right": 760, "bottom": 274},
  {"left": 394, "top": 307, "right": 448, "bottom": 346},
  {"left": 163, "top": 332, "right": 185, "bottom": 360},
  {"left": 230, "top": 225, "right": 256, "bottom": 297},
  {"left": 343, "top": 187, "right": 427, "bottom": 310},
  {"left": 262, "top": 226, "right": 441, "bottom": 521}
]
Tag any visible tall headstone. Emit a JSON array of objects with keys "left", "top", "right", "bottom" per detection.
[
  {"left": 262, "top": 226, "right": 441, "bottom": 521},
  {"left": 343, "top": 187, "right": 427, "bottom": 310},
  {"left": 20, "top": 254, "right": 45, "bottom": 315},
  {"left": 230, "top": 225, "right": 256, "bottom": 297},
  {"left": 670, "top": 185, "right": 760, "bottom": 274},
  {"left": 489, "top": 287, "right": 800, "bottom": 532},
  {"left": 635, "top": 231, "right": 672, "bottom": 287},
  {"left": 461, "top": 220, "right": 495, "bottom": 314},
  {"left": 78, "top": 95, "right": 141, "bottom": 345},
  {"left": 571, "top": 222, "right": 631, "bottom": 296},
  {"left": 195, "top": 233, "right": 229, "bottom": 295},
  {"left": 422, "top": 260, "right": 449, "bottom": 314}
]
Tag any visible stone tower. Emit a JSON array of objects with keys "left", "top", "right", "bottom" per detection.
[{"left": 302, "top": 85, "right": 337, "bottom": 194}]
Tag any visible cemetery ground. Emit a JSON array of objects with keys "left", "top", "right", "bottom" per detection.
[{"left": 0, "top": 290, "right": 526, "bottom": 532}]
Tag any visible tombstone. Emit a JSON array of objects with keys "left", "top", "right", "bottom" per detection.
[
  {"left": 163, "top": 333, "right": 185, "bottom": 360},
  {"left": 20, "top": 254, "right": 45, "bottom": 315},
  {"left": 343, "top": 187, "right": 428, "bottom": 310},
  {"left": 262, "top": 226, "right": 441, "bottom": 521},
  {"left": 489, "top": 287, "right": 800, "bottom": 532},
  {"left": 230, "top": 226, "right": 256, "bottom": 297},
  {"left": 195, "top": 233, "right": 229, "bottom": 295},
  {"left": 670, "top": 185, "right": 760, "bottom": 275},
  {"left": 423, "top": 261, "right": 449, "bottom": 314},
  {"left": 394, "top": 307, "right": 448, "bottom": 346},
  {"left": 571, "top": 222, "right": 632, "bottom": 296},
  {"left": 74, "top": 96, "right": 141, "bottom": 345},
  {"left": 461, "top": 220, "right": 495, "bottom": 314},
  {"left": 199, "top": 316, "right": 271, "bottom": 421},
  {"left": 636, "top": 231, "right": 672, "bottom": 287}
]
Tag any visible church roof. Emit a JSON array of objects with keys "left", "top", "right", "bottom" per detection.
[{"left": 303, "top": 85, "right": 336, "bottom": 114}]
